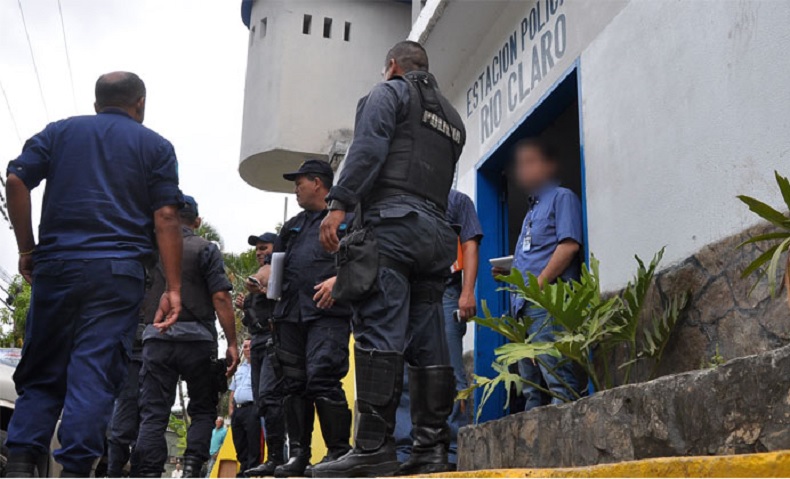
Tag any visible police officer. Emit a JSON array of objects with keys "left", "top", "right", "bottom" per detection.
[
  {"left": 133, "top": 196, "right": 240, "bottom": 478},
  {"left": 316, "top": 41, "right": 466, "bottom": 477},
  {"left": 106, "top": 321, "right": 145, "bottom": 477},
  {"left": 242, "top": 233, "right": 288, "bottom": 477},
  {"left": 4, "top": 71, "right": 183, "bottom": 477},
  {"left": 267, "top": 160, "right": 353, "bottom": 478}
]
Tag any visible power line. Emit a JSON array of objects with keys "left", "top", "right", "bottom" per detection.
[
  {"left": 0, "top": 79, "right": 23, "bottom": 144},
  {"left": 17, "top": 0, "right": 50, "bottom": 120},
  {"left": 56, "top": 0, "right": 78, "bottom": 113}
]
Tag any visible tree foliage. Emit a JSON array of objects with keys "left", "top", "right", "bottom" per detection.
[{"left": 0, "top": 276, "right": 31, "bottom": 348}]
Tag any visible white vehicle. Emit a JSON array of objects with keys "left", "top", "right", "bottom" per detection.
[{"left": 0, "top": 348, "right": 61, "bottom": 477}]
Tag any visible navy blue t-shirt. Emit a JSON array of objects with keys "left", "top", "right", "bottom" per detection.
[{"left": 6, "top": 109, "right": 183, "bottom": 262}]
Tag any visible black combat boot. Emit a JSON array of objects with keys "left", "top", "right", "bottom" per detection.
[
  {"left": 398, "top": 366, "right": 456, "bottom": 475},
  {"left": 181, "top": 456, "right": 205, "bottom": 478},
  {"left": 311, "top": 347, "right": 403, "bottom": 478},
  {"left": 245, "top": 433, "right": 286, "bottom": 477},
  {"left": 304, "top": 397, "right": 353, "bottom": 476},
  {"left": 5, "top": 451, "right": 38, "bottom": 478},
  {"left": 274, "top": 396, "right": 314, "bottom": 478}
]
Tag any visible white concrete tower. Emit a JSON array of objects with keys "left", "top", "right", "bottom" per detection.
[{"left": 239, "top": 0, "right": 412, "bottom": 193}]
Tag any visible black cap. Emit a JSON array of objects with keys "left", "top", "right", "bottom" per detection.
[
  {"left": 248, "top": 232, "right": 278, "bottom": 246},
  {"left": 181, "top": 195, "right": 199, "bottom": 217},
  {"left": 282, "top": 159, "right": 334, "bottom": 181}
]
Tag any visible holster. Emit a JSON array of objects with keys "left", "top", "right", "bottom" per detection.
[{"left": 333, "top": 204, "right": 379, "bottom": 302}]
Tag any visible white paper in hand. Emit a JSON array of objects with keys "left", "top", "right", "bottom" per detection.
[{"left": 267, "top": 252, "right": 285, "bottom": 300}]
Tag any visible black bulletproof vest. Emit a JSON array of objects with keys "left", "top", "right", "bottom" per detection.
[
  {"left": 370, "top": 71, "right": 466, "bottom": 211},
  {"left": 142, "top": 232, "right": 216, "bottom": 331}
]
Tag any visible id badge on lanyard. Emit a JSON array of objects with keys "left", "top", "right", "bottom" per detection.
[{"left": 522, "top": 220, "right": 532, "bottom": 252}]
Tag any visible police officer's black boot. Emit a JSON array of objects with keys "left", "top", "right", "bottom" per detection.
[
  {"left": 312, "top": 347, "right": 403, "bottom": 478},
  {"left": 274, "top": 396, "right": 314, "bottom": 478},
  {"left": 397, "top": 366, "right": 456, "bottom": 475},
  {"left": 181, "top": 456, "right": 204, "bottom": 478},
  {"left": 245, "top": 433, "right": 286, "bottom": 477},
  {"left": 4, "top": 451, "right": 38, "bottom": 478},
  {"left": 306, "top": 397, "right": 352, "bottom": 476}
]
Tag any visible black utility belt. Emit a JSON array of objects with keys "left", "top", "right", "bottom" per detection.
[{"left": 235, "top": 402, "right": 254, "bottom": 409}]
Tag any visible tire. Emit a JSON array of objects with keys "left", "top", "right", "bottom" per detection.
[{"left": 0, "top": 429, "right": 8, "bottom": 478}]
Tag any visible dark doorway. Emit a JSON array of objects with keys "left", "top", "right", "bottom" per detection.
[{"left": 474, "top": 67, "right": 584, "bottom": 422}]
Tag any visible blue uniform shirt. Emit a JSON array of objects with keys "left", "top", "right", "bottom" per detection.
[
  {"left": 512, "top": 183, "right": 583, "bottom": 315},
  {"left": 327, "top": 79, "right": 411, "bottom": 208},
  {"left": 6, "top": 109, "right": 182, "bottom": 262},
  {"left": 274, "top": 209, "right": 352, "bottom": 323},
  {"left": 229, "top": 362, "right": 254, "bottom": 405},
  {"left": 447, "top": 189, "right": 483, "bottom": 244}
]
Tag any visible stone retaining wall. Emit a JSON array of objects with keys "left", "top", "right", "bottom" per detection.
[
  {"left": 607, "top": 221, "right": 790, "bottom": 383},
  {"left": 458, "top": 343, "right": 790, "bottom": 471}
]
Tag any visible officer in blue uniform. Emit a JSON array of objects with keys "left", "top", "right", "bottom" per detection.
[
  {"left": 4, "top": 71, "right": 184, "bottom": 478},
  {"left": 106, "top": 321, "right": 145, "bottom": 477},
  {"left": 242, "top": 233, "right": 288, "bottom": 477},
  {"left": 133, "top": 196, "right": 240, "bottom": 478},
  {"left": 316, "top": 41, "right": 466, "bottom": 477},
  {"left": 267, "top": 160, "right": 353, "bottom": 478}
]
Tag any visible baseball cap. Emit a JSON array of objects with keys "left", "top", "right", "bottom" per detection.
[
  {"left": 282, "top": 159, "right": 334, "bottom": 181},
  {"left": 181, "top": 195, "right": 199, "bottom": 217},
  {"left": 248, "top": 232, "right": 279, "bottom": 246}
]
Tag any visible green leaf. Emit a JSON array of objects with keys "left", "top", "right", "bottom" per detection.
[
  {"left": 737, "top": 195, "right": 790, "bottom": 228},
  {"left": 775, "top": 171, "right": 790, "bottom": 212},
  {"left": 738, "top": 232, "right": 790, "bottom": 248},
  {"left": 767, "top": 237, "right": 790, "bottom": 297},
  {"left": 740, "top": 243, "right": 780, "bottom": 279}
]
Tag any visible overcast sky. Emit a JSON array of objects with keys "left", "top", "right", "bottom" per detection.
[{"left": 0, "top": 0, "right": 293, "bottom": 284}]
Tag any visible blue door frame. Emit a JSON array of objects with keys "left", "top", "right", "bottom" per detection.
[{"left": 473, "top": 60, "right": 588, "bottom": 423}]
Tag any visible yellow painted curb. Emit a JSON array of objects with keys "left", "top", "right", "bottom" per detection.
[{"left": 425, "top": 450, "right": 790, "bottom": 477}]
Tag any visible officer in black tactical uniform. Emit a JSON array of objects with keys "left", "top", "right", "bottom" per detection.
[
  {"left": 133, "top": 196, "right": 240, "bottom": 478},
  {"left": 268, "top": 160, "right": 353, "bottom": 478},
  {"left": 106, "top": 321, "right": 145, "bottom": 477},
  {"left": 241, "top": 232, "right": 288, "bottom": 477},
  {"left": 316, "top": 41, "right": 466, "bottom": 478}
]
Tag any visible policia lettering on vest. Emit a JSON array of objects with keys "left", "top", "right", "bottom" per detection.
[{"left": 317, "top": 41, "right": 466, "bottom": 478}]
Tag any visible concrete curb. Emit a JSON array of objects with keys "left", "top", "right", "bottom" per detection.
[{"left": 422, "top": 450, "right": 790, "bottom": 477}]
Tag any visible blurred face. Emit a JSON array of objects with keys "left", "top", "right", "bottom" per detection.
[
  {"left": 215, "top": 418, "right": 223, "bottom": 428},
  {"left": 294, "top": 175, "right": 324, "bottom": 211},
  {"left": 255, "top": 242, "right": 273, "bottom": 265},
  {"left": 242, "top": 340, "right": 251, "bottom": 360},
  {"left": 515, "top": 145, "right": 556, "bottom": 192}
]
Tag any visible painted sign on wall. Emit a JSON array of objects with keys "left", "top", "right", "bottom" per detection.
[{"left": 465, "top": 0, "right": 569, "bottom": 145}]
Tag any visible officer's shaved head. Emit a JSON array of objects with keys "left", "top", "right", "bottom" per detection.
[
  {"left": 385, "top": 41, "right": 429, "bottom": 73},
  {"left": 95, "top": 72, "right": 146, "bottom": 109}
]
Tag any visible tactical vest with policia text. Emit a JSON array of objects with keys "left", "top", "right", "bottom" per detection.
[
  {"left": 140, "top": 230, "right": 217, "bottom": 339},
  {"left": 368, "top": 71, "right": 466, "bottom": 212}
]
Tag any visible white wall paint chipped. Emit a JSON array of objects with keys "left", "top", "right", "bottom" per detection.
[{"left": 581, "top": 0, "right": 790, "bottom": 290}]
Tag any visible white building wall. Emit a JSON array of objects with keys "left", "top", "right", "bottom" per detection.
[
  {"left": 581, "top": 0, "right": 790, "bottom": 290},
  {"left": 414, "top": 0, "right": 790, "bottom": 291}
]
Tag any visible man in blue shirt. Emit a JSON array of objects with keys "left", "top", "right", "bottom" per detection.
[
  {"left": 229, "top": 339, "right": 261, "bottom": 475},
  {"left": 492, "top": 138, "right": 585, "bottom": 410},
  {"left": 4, "top": 71, "right": 184, "bottom": 477}
]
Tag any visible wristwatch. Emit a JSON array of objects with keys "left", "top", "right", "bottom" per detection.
[{"left": 327, "top": 199, "right": 347, "bottom": 211}]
